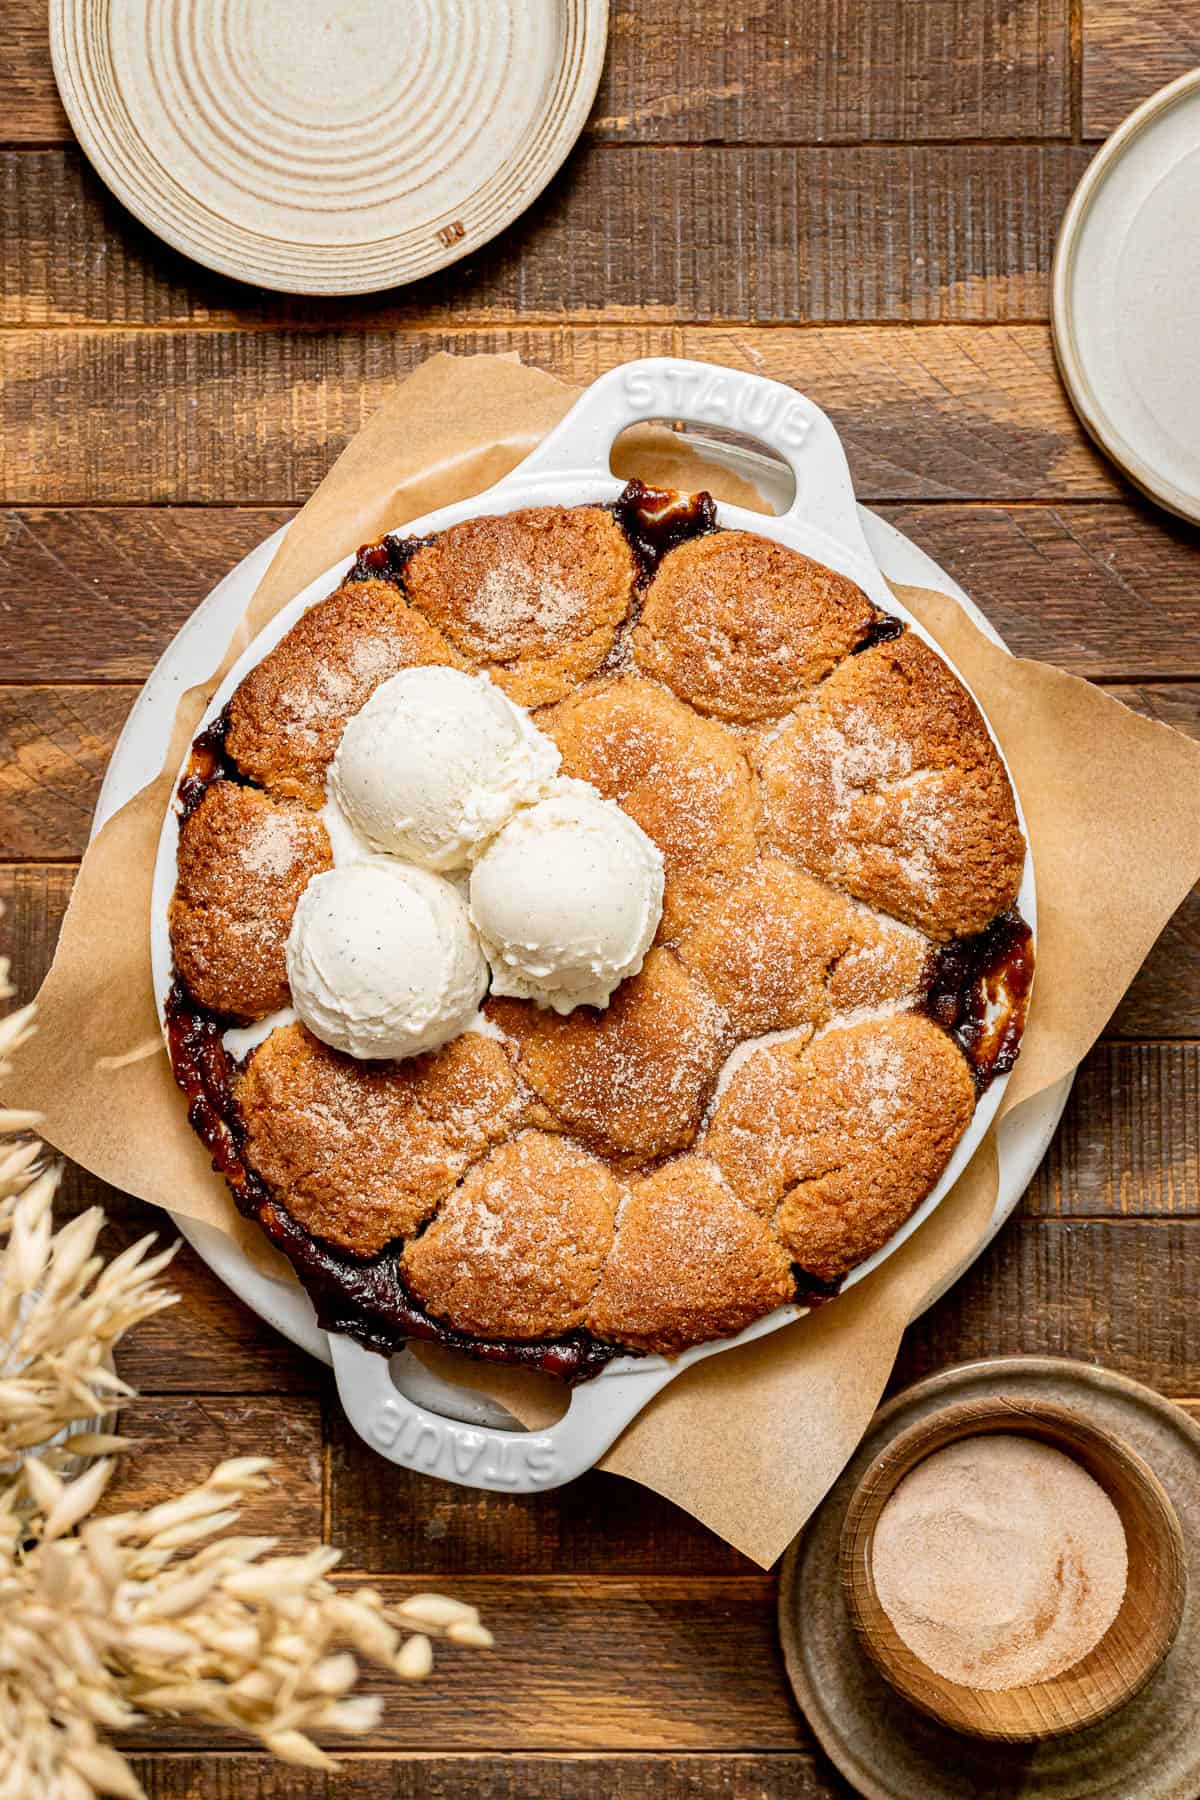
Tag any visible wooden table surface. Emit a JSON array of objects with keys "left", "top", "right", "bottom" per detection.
[{"left": 3, "top": 4, "right": 1199, "bottom": 1795}]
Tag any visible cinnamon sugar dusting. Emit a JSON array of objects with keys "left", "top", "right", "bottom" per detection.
[
  {"left": 873, "top": 1435, "right": 1127, "bottom": 1690},
  {"left": 402, "top": 1131, "right": 622, "bottom": 1340},
  {"left": 467, "top": 559, "right": 591, "bottom": 654},
  {"left": 237, "top": 809, "right": 304, "bottom": 879},
  {"left": 760, "top": 634, "right": 1025, "bottom": 940},
  {"left": 237, "top": 1025, "right": 526, "bottom": 1258},
  {"left": 545, "top": 676, "right": 758, "bottom": 939}
]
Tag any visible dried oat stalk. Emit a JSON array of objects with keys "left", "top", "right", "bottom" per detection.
[{"left": 0, "top": 934, "right": 491, "bottom": 1798}]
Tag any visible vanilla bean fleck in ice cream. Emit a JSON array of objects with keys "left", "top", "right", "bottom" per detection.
[
  {"left": 285, "top": 862, "right": 487, "bottom": 1060},
  {"left": 330, "top": 665, "right": 559, "bottom": 870},
  {"left": 469, "top": 777, "right": 665, "bottom": 1012}
]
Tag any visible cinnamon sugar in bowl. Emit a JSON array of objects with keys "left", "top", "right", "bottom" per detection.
[{"left": 840, "top": 1395, "right": 1187, "bottom": 1741}]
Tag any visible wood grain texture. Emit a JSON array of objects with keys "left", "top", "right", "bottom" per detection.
[
  {"left": 895, "top": 1218, "right": 1200, "bottom": 1394},
  {"left": 4, "top": 852, "right": 1199, "bottom": 1172},
  {"left": 94, "top": 1220, "right": 325, "bottom": 1397},
  {"left": 1, "top": 0, "right": 1190, "bottom": 1790},
  {"left": 2, "top": 0, "right": 1070, "bottom": 149},
  {"left": 1, "top": 0, "right": 69, "bottom": 142},
  {"left": 112, "top": 1575, "right": 805, "bottom": 1753},
  {"left": 0, "top": 506, "right": 291, "bottom": 681},
  {"left": 4, "top": 500, "right": 1198, "bottom": 684},
  {"left": 102, "top": 1395, "right": 325, "bottom": 1549},
  {"left": 324, "top": 1222, "right": 1200, "bottom": 1577},
  {"left": 0, "top": 326, "right": 1113, "bottom": 505},
  {"left": 880, "top": 504, "right": 1200, "bottom": 679},
  {"left": 592, "top": 0, "right": 1070, "bottom": 142},
  {"left": 1030, "top": 1043, "right": 1200, "bottom": 1217},
  {"left": 0, "top": 146, "right": 1090, "bottom": 328},
  {"left": 328, "top": 1413, "right": 753, "bottom": 1576},
  {"left": 129, "top": 1754, "right": 851, "bottom": 1800},
  {"left": 1083, "top": 0, "right": 1200, "bottom": 136},
  {"left": 0, "top": 686, "right": 133, "bottom": 858}
]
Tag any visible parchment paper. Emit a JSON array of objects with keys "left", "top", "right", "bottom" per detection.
[{"left": 6, "top": 352, "right": 1200, "bottom": 1566}]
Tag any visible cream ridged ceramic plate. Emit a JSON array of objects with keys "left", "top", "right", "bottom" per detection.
[
  {"left": 50, "top": 0, "right": 608, "bottom": 294},
  {"left": 1053, "top": 69, "right": 1200, "bottom": 524}
]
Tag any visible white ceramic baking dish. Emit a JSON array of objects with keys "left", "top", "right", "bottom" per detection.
[{"left": 149, "top": 358, "right": 1037, "bottom": 1492}]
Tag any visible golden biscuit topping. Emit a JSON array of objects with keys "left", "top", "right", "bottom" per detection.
[
  {"left": 488, "top": 947, "right": 728, "bottom": 1161},
  {"left": 587, "top": 1157, "right": 794, "bottom": 1353},
  {"left": 679, "top": 856, "right": 928, "bottom": 1037},
  {"left": 404, "top": 506, "right": 636, "bottom": 707},
  {"left": 169, "top": 489, "right": 1031, "bottom": 1371},
  {"left": 634, "top": 530, "right": 875, "bottom": 721},
  {"left": 170, "top": 783, "right": 332, "bottom": 1021},
  {"left": 238, "top": 1025, "right": 525, "bottom": 1258},
  {"left": 402, "top": 1131, "right": 622, "bottom": 1340},
  {"left": 759, "top": 633, "right": 1025, "bottom": 939},
  {"left": 705, "top": 1013, "right": 976, "bottom": 1280},
  {"left": 225, "top": 579, "right": 459, "bottom": 805}
]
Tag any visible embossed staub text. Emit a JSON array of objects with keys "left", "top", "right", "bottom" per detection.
[
  {"left": 367, "top": 1398, "right": 558, "bottom": 1487},
  {"left": 621, "top": 362, "right": 815, "bottom": 449}
]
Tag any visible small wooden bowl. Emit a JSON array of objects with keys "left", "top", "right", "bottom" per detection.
[{"left": 839, "top": 1395, "right": 1187, "bottom": 1742}]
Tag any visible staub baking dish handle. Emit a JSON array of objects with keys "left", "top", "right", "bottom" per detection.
[
  {"left": 518, "top": 355, "right": 876, "bottom": 576},
  {"left": 329, "top": 1333, "right": 678, "bottom": 1493}
]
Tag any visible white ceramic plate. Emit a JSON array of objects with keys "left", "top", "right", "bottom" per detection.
[
  {"left": 99, "top": 358, "right": 1070, "bottom": 1489},
  {"left": 1053, "top": 69, "right": 1200, "bottom": 524},
  {"left": 50, "top": 0, "right": 608, "bottom": 295}
]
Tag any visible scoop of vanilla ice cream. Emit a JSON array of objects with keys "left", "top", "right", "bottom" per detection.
[
  {"left": 469, "top": 779, "right": 664, "bottom": 1013},
  {"left": 329, "top": 665, "right": 560, "bottom": 870},
  {"left": 286, "top": 863, "right": 487, "bottom": 1060}
]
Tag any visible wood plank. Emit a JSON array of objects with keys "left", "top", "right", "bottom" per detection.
[
  {"left": 325, "top": 1220, "right": 1200, "bottom": 1579},
  {"left": 4, "top": 501, "right": 1198, "bottom": 685},
  {"left": 895, "top": 1217, "right": 1200, "bottom": 1394},
  {"left": 327, "top": 1408, "right": 753, "bottom": 1576},
  {"left": 0, "top": 685, "right": 133, "bottom": 858},
  {"left": 1102, "top": 686, "right": 1200, "bottom": 1041},
  {"left": 1112, "top": 882, "right": 1200, "bottom": 1039},
  {"left": 1083, "top": 0, "right": 1200, "bottom": 137},
  {"left": 0, "top": 506, "right": 290, "bottom": 681},
  {"left": 1028, "top": 1043, "right": 1200, "bottom": 1217},
  {"left": 5, "top": 858, "right": 1200, "bottom": 1172},
  {"left": 0, "top": 326, "right": 1115, "bottom": 505},
  {"left": 102, "top": 1224, "right": 324, "bottom": 1396},
  {"left": 102, "top": 1394, "right": 324, "bottom": 1549},
  {"left": 1, "top": 145, "right": 1090, "bottom": 329},
  {"left": 592, "top": 0, "right": 1070, "bottom": 142},
  {"left": 678, "top": 327, "right": 1115, "bottom": 502},
  {"left": 1, "top": 0, "right": 1070, "bottom": 149},
  {"left": 4, "top": 672, "right": 1196, "bottom": 1024},
  {"left": 878, "top": 504, "right": 1200, "bottom": 681},
  {"left": 130, "top": 1753, "right": 848, "bottom": 1799},
  {"left": 1, "top": 1, "right": 69, "bottom": 142},
  {"left": 113, "top": 1575, "right": 808, "bottom": 1752},
  {"left": 54, "top": 659, "right": 1200, "bottom": 864}
]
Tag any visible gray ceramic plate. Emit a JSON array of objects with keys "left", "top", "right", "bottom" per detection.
[{"left": 779, "top": 1357, "right": 1200, "bottom": 1800}]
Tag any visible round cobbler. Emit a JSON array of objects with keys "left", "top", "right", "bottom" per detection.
[{"left": 166, "top": 483, "right": 1033, "bottom": 1379}]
